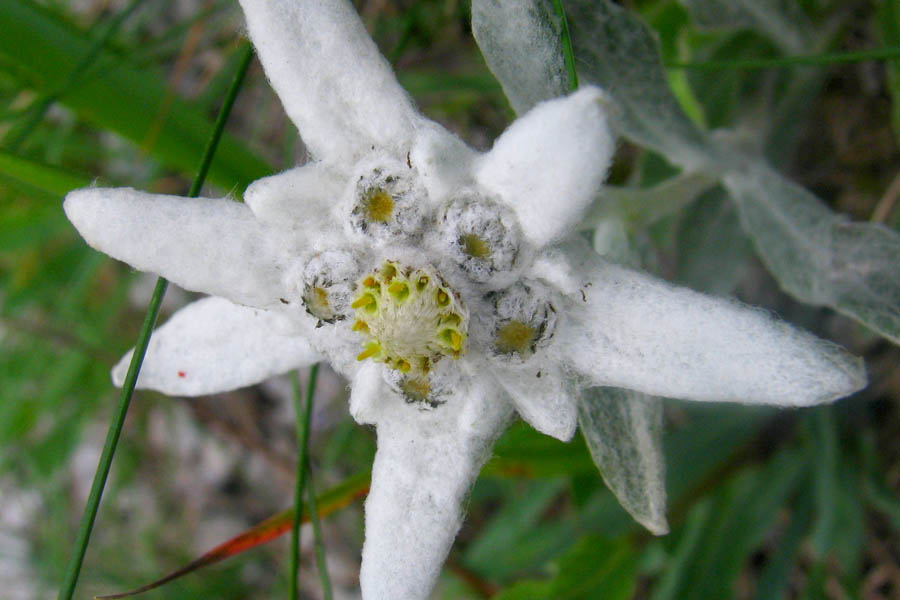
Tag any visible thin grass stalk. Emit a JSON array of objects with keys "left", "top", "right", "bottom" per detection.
[
  {"left": 551, "top": 0, "right": 578, "bottom": 91},
  {"left": 56, "top": 42, "right": 255, "bottom": 600},
  {"left": 290, "top": 364, "right": 319, "bottom": 599},
  {"left": 306, "top": 462, "right": 334, "bottom": 600},
  {"left": 666, "top": 46, "right": 900, "bottom": 70}
]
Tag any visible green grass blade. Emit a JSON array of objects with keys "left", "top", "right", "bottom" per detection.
[
  {"left": 306, "top": 466, "right": 334, "bottom": 600},
  {"left": 551, "top": 0, "right": 578, "bottom": 91},
  {"left": 55, "top": 44, "right": 255, "bottom": 600},
  {"left": 0, "top": 0, "right": 271, "bottom": 191},
  {"left": 4, "top": 0, "right": 146, "bottom": 152},
  {"left": 289, "top": 364, "right": 318, "bottom": 600},
  {"left": 667, "top": 46, "right": 900, "bottom": 70},
  {"left": 0, "top": 150, "right": 90, "bottom": 196}
]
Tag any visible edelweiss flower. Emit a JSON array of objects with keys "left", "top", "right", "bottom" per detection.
[{"left": 63, "top": 1, "right": 866, "bottom": 598}]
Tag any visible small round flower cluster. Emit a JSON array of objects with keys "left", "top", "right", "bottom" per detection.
[{"left": 297, "top": 161, "right": 558, "bottom": 406}]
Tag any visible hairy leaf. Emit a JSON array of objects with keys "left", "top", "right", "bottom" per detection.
[{"left": 578, "top": 387, "right": 668, "bottom": 535}]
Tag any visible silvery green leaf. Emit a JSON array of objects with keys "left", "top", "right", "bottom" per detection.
[
  {"left": 564, "top": 0, "right": 722, "bottom": 172},
  {"left": 677, "top": 0, "right": 813, "bottom": 53},
  {"left": 471, "top": 0, "right": 569, "bottom": 115},
  {"left": 565, "top": 0, "right": 900, "bottom": 344},
  {"left": 725, "top": 165, "right": 900, "bottom": 344},
  {"left": 676, "top": 187, "right": 752, "bottom": 295},
  {"left": 584, "top": 173, "right": 716, "bottom": 230},
  {"left": 578, "top": 387, "right": 668, "bottom": 535}
]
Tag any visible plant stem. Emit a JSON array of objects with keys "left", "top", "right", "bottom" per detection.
[
  {"left": 666, "top": 46, "right": 900, "bottom": 70},
  {"left": 551, "top": 0, "right": 578, "bottom": 91},
  {"left": 306, "top": 463, "right": 333, "bottom": 600},
  {"left": 56, "top": 42, "right": 254, "bottom": 600},
  {"left": 290, "top": 364, "right": 319, "bottom": 600}
]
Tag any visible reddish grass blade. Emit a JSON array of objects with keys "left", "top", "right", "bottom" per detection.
[{"left": 94, "top": 471, "right": 370, "bottom": 599}]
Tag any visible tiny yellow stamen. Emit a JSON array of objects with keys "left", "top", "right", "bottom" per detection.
[
  {"left": 450, "top": 331, "right": 462, "bottom": 351},
  {"left": 350, "top": 260, "right": 468, "bottom": 378},
  {"left": 388, "top": 281, "right": 409, "bottom": 301},
  {"left": 351, "top": 294, "right": 374, "bottom": 309},
  {"left": 357, "top": 343, "right": 380, "bottom": 361}
]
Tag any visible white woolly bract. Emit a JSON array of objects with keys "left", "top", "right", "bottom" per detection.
[
  {"left": 244, "top": 164, "right": 346, "bottom": 246},
  {"left": 560, "top": 246, "right": 866, "bottom": 406},
  {"left": 113, "top": 297, "right": 320, "bottom": 396},
  {"left": 238, "top": 0, "right": 421, "bottom": 162},
  {"left": 359, "top": 375, "right": 510, "bottom": 600},
  {"left": 476, "top": 87, "right": 615, "bottom": 247},
  {"left": 63, "top": 188, "right": 292, "bottom": 308}
]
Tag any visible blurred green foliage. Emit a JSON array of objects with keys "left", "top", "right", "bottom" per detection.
[{"left": 0, "top": 0, "right": 897, "bottom": 598}]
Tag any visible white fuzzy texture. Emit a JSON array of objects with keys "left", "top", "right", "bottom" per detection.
[
  {"left": 238, "top": 0, "right": 421, "bottom": 162},
  {"left": 113, "top": 297, "right": 319, "bottom": 396},
  {"left": 578, "top": 388, "right": 668, "bottom": 534},
  {"left": 495, "top": 362, "right": 577, "bottom": 441},
  {"left": 64, "top": 188, "right": 291, "bottom": 308},
  {"left": 244, "top": 164, "right": 345, "bottom": 249},
  {"left": 409, "top": 122, "right": 477, "bottom": 202},
  {"left": 349, "top": 361, "right": 384, "bottom": 425},
  {"left": 59, "top": 2, "right": 870, "bottom": 596},
  {"left": 476, "top": 87, "right": 615, "bottom": 247},
  {"left": 360, "top": 377, "right": 508, "bottom": 600},
  {"left": 561, "top": 246, "right": 866, "bottom": 405}
]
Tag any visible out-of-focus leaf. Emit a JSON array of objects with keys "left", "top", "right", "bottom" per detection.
[
  {"left": 725, "top": 165, "right": 900, "bottom": 344},
  {"left": 676, "top": 187, "right": 752, "bottom": 295},
  {"left": 649, "top": 499, "right": 712, "bottom": 600},
  {"left": 93, "top": 471, "right": 370, "bottom": 599},
  {"left": 586, "top": 173, "right": 716, "bottom": 230},
  {"left": 471, "top": 0, "right": 568, "bottom": 115},
  {"left": 0, "top": 0, "right": 271, "bottom": 192},
  {"left": 564, "top": 0, "right": 900, "bottom": 344},
  {"left": 754, "top": 490, "right": 813, "bottom": 600},
  {"left": 879, "top": 0, "right": 900, "bottom": 143},
  {"left": 578, "top": 387, "right": 668, "bottom": 535},
  {"left": 463, "top": 479, "right": 567, "bottom": 575},
  {"left": 0, "top": 150, "right": 90, "bottom": 196},
  {"left": 676, "top": 0, "right": 813, "bottom": 53},
  {"left": 674, "top": 451, "right": 805, "bottom": 599},
  {"left": 806, "top": 409, "right": 865, "bottom": 574},
  {"left": 565, "top": 0, "right": 720, "bottom": 172},
  {"left": 493, "top": 534, "right": 637, "bottom": 600},
  {"left": 488, "top": 422, "right": 596, "bottom": 478}
]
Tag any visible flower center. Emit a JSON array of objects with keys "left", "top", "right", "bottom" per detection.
[
  {"left": 361, "top": 188, "right": 394, "bottom": 223},
  {"left": 488, "top": 281, "right": 556, "bottom": 360},
  {"left": 351, "top": 260, "right": 467, "bottom": 375},
  {"left": 494, "top": 320, "right": 538, "bottom": 355},
  {"left": 460, "top": 233, "right": 491, "bottom": 259},
  {"left": 441, "top": 195, "right": 520, "bottom": 284},
  {"left": 300, "top": 251, "right": 357, "bottom": 325}
]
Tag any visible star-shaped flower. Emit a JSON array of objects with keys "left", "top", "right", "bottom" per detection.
[{"left": 63, "top": 1, "right": 866, "bottom": 598}]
